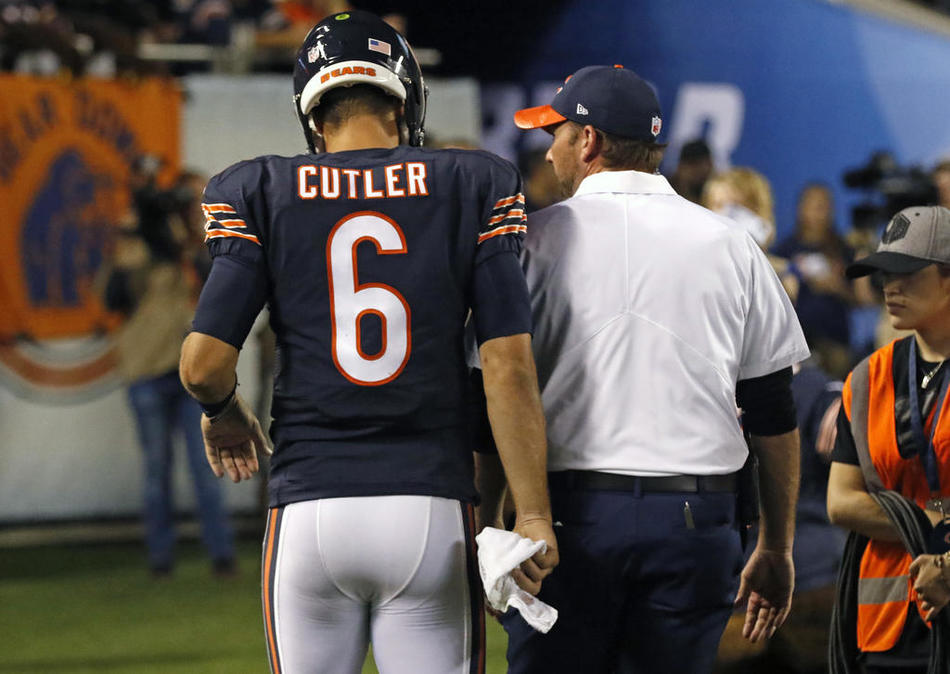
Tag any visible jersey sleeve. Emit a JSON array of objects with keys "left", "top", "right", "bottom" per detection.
[
  {"left": 191, "top": 164, "right": 269, "bottom": 348},
  {"left": 738, "top": 235, "right": 811, "bottom": 379},
  {"left": 201, "top": 166, "right": 264, "bottom": 259},
  {"left": 475, "top": 157, "right": 527, "bottom": 263},
  {"left": 471, "top": 156, "right": 532, "bottom": 343}
]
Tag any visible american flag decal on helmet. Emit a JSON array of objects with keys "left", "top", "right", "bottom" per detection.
[{"left": 368, "top": 38, "right": 391, "bottom": 56}]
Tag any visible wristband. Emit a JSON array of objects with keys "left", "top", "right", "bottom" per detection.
[{"left": 200, "top": 381, "right": 236, "bottom": 418}]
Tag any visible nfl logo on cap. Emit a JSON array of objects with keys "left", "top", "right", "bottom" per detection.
[{"left": 651, "top": 116, "right": 662, "bottom": 137}]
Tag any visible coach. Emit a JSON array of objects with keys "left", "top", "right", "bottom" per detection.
[{"left": 499, "top": 65, "right": 810, "bottom": 673}]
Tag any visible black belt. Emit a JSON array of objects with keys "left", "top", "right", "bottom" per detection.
[{"left": 548, "top": 470, "right": 738, "bottom": 493}]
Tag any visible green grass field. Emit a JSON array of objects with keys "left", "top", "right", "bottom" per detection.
[{"left": 0, "top": 539, "right": 510, "bottom": 673}]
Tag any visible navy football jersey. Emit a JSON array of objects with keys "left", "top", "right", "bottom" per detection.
[{"left": 193, "top": 147, "right": 530, "bottom": 506}]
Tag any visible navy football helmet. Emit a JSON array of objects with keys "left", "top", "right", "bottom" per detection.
[{"left": 292, "top": 10, "right": 428, "bottom": 152}]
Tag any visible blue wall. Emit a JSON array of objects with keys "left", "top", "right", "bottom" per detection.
[{"left": 485, "top": 0, "right": 950, "bottom": 240}]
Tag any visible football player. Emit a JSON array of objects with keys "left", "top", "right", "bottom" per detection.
[{"left": 179, "top": 10, "right": 557, "bottom": 674}]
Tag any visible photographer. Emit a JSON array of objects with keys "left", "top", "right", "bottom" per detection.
[{"left": 102, "top": 161, "right": 235, "bottom": 578}]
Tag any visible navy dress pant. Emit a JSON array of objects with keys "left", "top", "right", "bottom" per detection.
[{"left": 503, "top": 483, "right": 743, "bottom": 674}]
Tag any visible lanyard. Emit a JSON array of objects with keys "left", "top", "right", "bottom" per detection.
[{"left": 907, "top": 339, "right": 950, "bottom": 494}]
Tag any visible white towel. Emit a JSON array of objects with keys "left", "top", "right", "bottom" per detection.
[{"left": 475, "top": 527, "right": 558, "bottom": 633}]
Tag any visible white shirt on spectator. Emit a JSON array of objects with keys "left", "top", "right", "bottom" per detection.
[{"left": 523, "top": 170, "right": 809, "bottom": 477}]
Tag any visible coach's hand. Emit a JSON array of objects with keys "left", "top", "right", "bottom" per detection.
[
  {"left": 734, "top": 547, "right": 794, "bottom": 643},
  {"left": 201, "top": 393, "right": 271, "bottom": 483},
  {"left": 511, "top": 516, "right": 559, "bottom": 595}
]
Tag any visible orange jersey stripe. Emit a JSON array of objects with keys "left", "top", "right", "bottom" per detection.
[
  {"left": 204, "top": 212, "right": 246, "bottom": 225},
  {"left": 213, "top": 219, "right": 247, "bottom": 228},
  {"left": 263, "top": 509, "right": 281, "bottom": 674},
  {"left": 477, "top": 224, "right": 527, "bottom": 243},
  {"left": 465, "top": 504, "right": 487, "bottom": 674},
  {"left": 205, "top": 229, "right": 261, "bottom": 244},
  {"left": 485, "top": 209, "right": 525, "bottom": 226},
  {"left": 201, "top": 203, "right": 237, "bottom": 214},
  {"left": 493, "top": 194, "right": 525, "bottom": 209}
]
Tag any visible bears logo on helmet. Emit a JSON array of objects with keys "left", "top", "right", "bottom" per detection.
[{"left": 292, "top": 10, "right": 428, "bottom": 152}]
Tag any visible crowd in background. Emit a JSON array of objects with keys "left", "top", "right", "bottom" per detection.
[
  {"left": 5, "top": 2, "right": 950, "bottom": 670},
  {"left": 0, "top": 0, "right": 413, "bottom": 76},
  {"left": 5, "top": 0, "right": 950, "bottom": 79},
  {"left": 664, "top": 139, "right": 950, "bottom": 381},
  {"left": 658, "top": 140, "right": 950, "bottom": 673}
]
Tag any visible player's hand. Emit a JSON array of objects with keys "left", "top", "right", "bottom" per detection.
[
  {"left": 910, "top": 554, "right": 950, "bottom": 622},
  {"left": 511, "top": 516, "right": 559, "bottom": 595},
  {"left": 201, "top": 393, "right": 271, "bottom": 483},
  {"left": 734, "top": 547, "right": 794, "bottom": 643}
]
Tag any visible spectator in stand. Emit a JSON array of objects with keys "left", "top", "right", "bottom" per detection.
[
  {"left": 703, "top": 167, "right": 799, "bottom": 303},
  {"left": 773, "top": 183, "right": 857, "bottom": 379},
  {"left": 703, "top": 167, "right": 776, "bottom": 247},
  {"left": 669, "top": 138, "right": 714, "bottom": 204}
]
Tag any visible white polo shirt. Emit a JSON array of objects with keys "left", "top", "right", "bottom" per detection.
[{"left": 523, "top": 170, "right": 809, "bottom": 476}]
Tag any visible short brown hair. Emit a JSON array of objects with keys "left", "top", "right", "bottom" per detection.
[
  {"left": 597, "top": 129, "right": 666, "bottom": 172},
  {"left": 562, "top": 122, "right": 666, "bottom": 172},
  {"left": 313, "top": 84, "right": 400, "bottom": 129}
]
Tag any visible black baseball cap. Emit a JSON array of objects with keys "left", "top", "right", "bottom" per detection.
[
  {"left": 846, "top": 206, "right": 950, "bottom": 278},
  {"left": 513, "top": 65, "right": 662, "bottom": 141}
]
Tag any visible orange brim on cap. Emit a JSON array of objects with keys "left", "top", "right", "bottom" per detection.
[{"left": 513, "top": 104, "right": 567, "bottom": 130}]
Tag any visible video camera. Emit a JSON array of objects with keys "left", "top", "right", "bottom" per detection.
[
  {"left": 843, "top": 151, "right": 937, "bottom": 231},
  {"left": 130, "top": 154, "right": 198, "bottom": 261}
]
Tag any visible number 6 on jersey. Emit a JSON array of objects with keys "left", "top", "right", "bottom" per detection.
[{"left": 327, "top": 211, "right": 412, "bottom": 386}]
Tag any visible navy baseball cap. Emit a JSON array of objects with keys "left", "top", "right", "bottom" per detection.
[{"left": 514, "top": 65, "right": 662, "bottom": 141}]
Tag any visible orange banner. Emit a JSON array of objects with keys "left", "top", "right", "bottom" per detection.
[{"left": 0, "top": 74, "right": 180, "bottom": 340}]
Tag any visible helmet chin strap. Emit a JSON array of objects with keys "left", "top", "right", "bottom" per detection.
[{"left": 396, "top": 108, "right": 409, "bottom": 146}]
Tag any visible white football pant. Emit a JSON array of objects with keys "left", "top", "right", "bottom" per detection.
[{"left": 262, "top": 495, "right": 485, "bottom": 674}]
